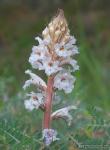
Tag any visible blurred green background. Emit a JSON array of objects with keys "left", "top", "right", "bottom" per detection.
[{"left": 0, "top": 0, "right": 110, "bottom": 149}]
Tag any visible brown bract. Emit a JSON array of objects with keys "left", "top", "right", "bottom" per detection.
[
  {"left": 43, "top": 9, "right": 70, "bottom": 44},
  {"left": 42, "top": 9, "right": 70, "bottom": 61}
]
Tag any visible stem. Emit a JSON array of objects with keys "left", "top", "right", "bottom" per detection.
[{"left": 43, "top": 76, "right": 54, "bottom": 129}]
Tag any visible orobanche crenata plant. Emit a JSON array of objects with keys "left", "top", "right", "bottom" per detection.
[{"left": 23, "top": 9, "right": 79, "bottom": 146}]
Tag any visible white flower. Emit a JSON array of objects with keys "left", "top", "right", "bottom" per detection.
[
  {"left": 29, "top": 45, "right": 46, "bottom": 70},
  {"left": 54, "top": 36, "right": 78, "bottom": 58},
  {"left": 29, "top": 36, "right": 51, "bottom": 70},
  {"left": 43, "top": 59, "right": 62, "bottom": 76},
  {"left": 60, "top": 58, "right": 79, "bottom": 72},
  {"left": 51, "top": 105, "right": 77, "bottom": 126},
  {"left": 31, "top": 45, "right": 47, "bottom": 58},
  {"left": 29, "top": 58, "right": 44, "bottom": 70},
  {"left": 54, "top": 71, "right": 76, "bottom": 93},
  {"left": 42, "top": 129, "right": 59, "bottom": 146},
  {"left": 23, "top": 70, "right": 47, "bottom": 89},
  {"left": 69, "top": 59, "right": 79, "bottom": 72},
  {"left": 24, "top": 92, "right": 44, "bottom": 111}
]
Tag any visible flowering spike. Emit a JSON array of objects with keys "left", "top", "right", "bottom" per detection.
[{"left": 23, "top": 9, "right": 79, "bottom": 146}]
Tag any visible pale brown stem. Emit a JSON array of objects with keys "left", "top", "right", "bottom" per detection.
[{"left": 43, "top": 76, "right": 54, "bottom": 129}]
